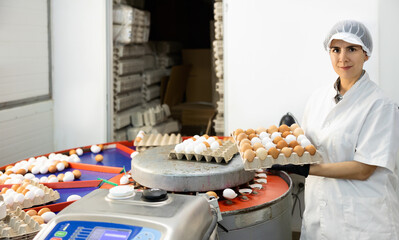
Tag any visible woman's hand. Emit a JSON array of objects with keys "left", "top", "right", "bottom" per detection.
[{"left": 309, "top": 161, "right": 377, "bottom": 180}]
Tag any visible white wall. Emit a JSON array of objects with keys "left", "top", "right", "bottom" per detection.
[
  {"left": 224, "top": 0, "right": 379, "bottom": 132},
  {"left": 51, "top": 0, "right": 108, "bottom": 151}
]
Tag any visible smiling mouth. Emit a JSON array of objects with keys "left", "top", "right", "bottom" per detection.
[{"left": 340, "top": 66, "right": 352, "bottom": 70}]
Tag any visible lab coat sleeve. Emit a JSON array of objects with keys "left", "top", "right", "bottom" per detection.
[{"left": 354, "top": 101, "right": 399, "bottom": 172}]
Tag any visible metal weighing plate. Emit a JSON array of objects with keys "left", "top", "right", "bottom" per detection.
[{"left": 131, "top": 145, "right": 255, "bottom": 192}]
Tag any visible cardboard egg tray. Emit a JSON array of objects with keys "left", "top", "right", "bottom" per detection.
[
  {"left": 134, "top": 133, "right": 182, "bottom": 152},
  {"left": 0, "top": 206, "right": 41, "bottom": 239},
  {"left": 6, "top": 182, "right": 60, "bottom": 211},
  {"left": 169, "top": 140, "right": 238, "bottom": 164},
  {"left": 233, "top": 137, "right": 323, "bottom": 171}
]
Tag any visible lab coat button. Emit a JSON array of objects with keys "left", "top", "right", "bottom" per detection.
[{"left": 320, "top": 201, "right": 326, "bottom": 207}]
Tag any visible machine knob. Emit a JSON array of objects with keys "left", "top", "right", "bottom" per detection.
[{"left": 141, "top": 189, "right": 168, "bottom": 202}]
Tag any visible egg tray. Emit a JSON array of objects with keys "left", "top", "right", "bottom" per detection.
[
  {"left": 168, "top": 141, "right": 238, "bottom": 164},
  {"left": 239, "top": 150, "right": 323, "bottom": 171},
  {"left": 5, "top": 182, "right": 60, "bottom": 211},
  {"left": 134, "top": 133, "right": 182, "bottom": 152},
  {"left": 0, "top": 207, "right": 41, "bottom": 240}
]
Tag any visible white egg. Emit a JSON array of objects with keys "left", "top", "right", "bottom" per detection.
[
  {"left": 39, "top": 166, "right": 48, "bottom": 174},
  {"left": 6, "top": 189, "right": 15, "bottom": 194},
  {"left": 207, "top": 137, "right": 216, "bottom": 144},
  {"left": 25, "top": 185, "right": 34, "bottom": 190},
  {"left": 25, "top": 190, "right": 35, "bottom": 200},
  {"left": 3, "top": 195, "right": 13, "bottom": 206},
  {"left": 40, "top": 223, "right": 48, "bottom": 229},
  {"left": 130, "top": 152, "right": 139, "bottom": 158},
  {"left": 28, "top": 157, "right": 36, "bottom": 163},
  {"left": 297, "top": 135, "right": 307, "bottom": 144},
  {"left": 194, "top": 143, "right": 206, "bottom": 154},
  {"left": 64, "top": 171, "right": 74, "bottom": 178},
  {"left": 48, "top": 153, "right": 56, "bottom": 160},
  {"left": 4, "top": 179, "right": 13, "bottom": 185},
  {"left": 39, "top": 177, "right": 48, "bottom": 183},
  {"left": 184, "top": 143, "right": 194, "bottom": 153},
  {"left": 210, "top": 141, "right": 220, "bottom": 150},
  {"left": 90, "top": 145, "right": 101, "bottom": 153},
  {"left": 238, "top": 188, "right": 252, "bottom": 195},
  {"left": 193, "top": 135, "right": 200, "bottom": 139},
  {"left": 174, "top": 143, "right": 184, "bottom": 153},
  {"left": 47, "top": 177, "right": 58, "bottom": 183},
  {"left": 261, "top": 137, "right": 272, "bottom": 146},
  {"left": 63, "top": 174, "right": 74, "bottom": 182},
  {"left": 67, "top": 195, "right": 81, "bottom": 202},
  {"left": 255, "top": 173, "right": 267, "bottom": 178},
  {"left": 270, "top": 132, "right": 282, "bottom": 140},
  {"left": 250, "top": 137, "right": 262, "bottom": 145},
  {"left": 223, "top": 188, "right": 237, "bottom": 200},
  {"left": 56, "top": 162, "right": 65, "bottom": 171},
  {"left": 285, "top": 134, "right": 297, "bottom": 144},
  {"left": 11, "top": 178, "right": 22, "bottom": 184},
  {"left": 31, "top": 166, "right": 40, "bottom": 174},
  {"left": 14, "top": 193, "right": 25, "bottom": 203},
  {"left": 264, "top": 142, "right": 276, "bottom": 150},
  {"left": 76, "top": 148, "right": 83, "bottom": 156},
  {"left": 32, "top": 177, "right": 40, "bottom": 183},
  {"left": 183, "top": 138, "right": 194, "bottom": 145},
  {"left": 249, "top": 184, "right": 263, "bottom": 189},
  {"left": 255, "top": 178, "right": 267, "bottom": 184},
  {"left": 34, "top": 188, "right": 44, "bottom": 197},
  {"left": 259, "top": 132, "right": 269, "bottom": 139},
  {"left": 119, "top": 175, "right": 129, "bottom": 185},
  {"left": 41, "top": 212, "right": 56, "bottom": 223},
  {"left": 300, "top": 139, "right": 312, "bottom": 148}
]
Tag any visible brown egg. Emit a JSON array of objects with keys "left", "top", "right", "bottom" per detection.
[
  {"left": 256, "top": 127, "right": 267, "bottom": 134},
  {"left": 245, "top": 128, "right": 255, "bottom": 135},
  {"left": 240, "top": 143, "right": 253, "bottom": 152},
  {"left": 268, "top": 147, "right": 280, "bottom": 159},
  {"left": 202, "top": 134, "right": 209, "bottom": 139},
  {"left": 48, "top": 165, "right": 57, "bottom": 173},
  {"left": 22, "top": 189, "right": 30, "bottom": 195},
  {"left": 253, "top": 142, "right": 264, "bottom": 151},
  {"left": 276, "top": 140, "right": 288, "bottom": 149},
  {"left": 32, "top": 216, "right": 44, "bottom": 224},
  {"left": 234, "top": 128, "right": 244, "bottom": 137},
  {"left": 267, "top": 125, "right": 278, "bottom": 134},
  {"left": 26, "top": 209, "right": 37, "bottom": 216},
  {"left": 289, "top": 140, "right": 299, "bottom": 148},
  {"left": 293, "top": 145, "right": 305, "bottom": 157},
  {"left": 5, "top": 170, "right": 14, "bottom": 175},
  {"left": 206, "top": 191, "right": 218, "bottom": 198},
  {"left": 278, "top": 124, "right": 290, "bottom": 133},
  {"left": 95, "top": 154, "right": 104, "bottom": 162},
  {"left": 69, "top": 149, "right": 77, "bottom": 156},
  {"left": 273, "top": 136, "right": 283, "bottom": 144},
  {"left": 28, "top": 165, "right": 35, "bottom": 172},
  {"left": 217, "top": 139, "right": 223, "bottom": 146},
  {"left": 256, "top": 148, "right": 268, "bottom": 160},
  {"left": 240, "top": 139, "right": 251, "bottom": 146},
  {"left": 281, "top": 147, "right": 292, "bottom": 158},
  {"left": 62, "top": 160, "right": 69, "bottom": 168},
  {"left": 73, "top": 170, "right": 82, "bottom": 179},
  {"left": 282, "top": 131, "right": 292, "bottom": 138},
  {"left": 57, "top": 174, "right": 65, "bottom": 182},
  {"left": 99, "top": 144, "right": 104, "bottom": 151},
  {"left": 305, "top": 145, "right": 317, "bottom": 155},
  {"left": 243, "top": 149, "right": 256, "bottom": 162},
  {"left": 0, "top": 179, "right": 4, "bottom": 185},
  {"left": 16, "top": 168, "right": 26, "bottom": 175},
  {"left": 203, "top": 142, "right": 210, "bottom": 148},
  {"left": 16, "top": 186, "right": 25, "bottom": 193},
  {"left": 22, "top": 179, "right": 31, "bottom": 185},
  {"left": 293, "top": 128, "right": 305, "bottom": 137},
  {"left": 38, "top": 208, "right": 51, "bottom": 216},
  {"left": 11, "top": 184, "right": 20, "bottom": 191},
  {"left": 237, "top": 132, "right": 248, "bottom": 142},
  {"left": 248, "top": 133, "right": 257, "bottom": 140},
  {"left": 1, "top": 187, "right": 8, "bottom": 194},
  {"left": 290, "top": 123, "right": 300, "bottom": 132},
  {"left": 135, "top": 136, "right": 142, "bottom": 143},
  {"left": 5, "top": 166, "right": 13, "bottom": 171},
  {"left": 190, "top": 137, "right": 196, "bottom": 141}
]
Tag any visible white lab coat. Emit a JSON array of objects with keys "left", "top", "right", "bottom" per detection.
[{"left": 300, "top": 72, "right": 399, "bottom": 240}]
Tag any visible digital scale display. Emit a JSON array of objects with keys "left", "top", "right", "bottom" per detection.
[{"left": 44, "top": 220, "right": 161, "bottom": 240}]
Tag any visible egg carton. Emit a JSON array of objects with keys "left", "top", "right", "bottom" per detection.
[
  {"left": 5, "top": 182, "right": 60, "bottom": 211},
  {"left": 239, "top": 150, "right": 323, "bottom": 171},
  {"left": 169, "top": 141, "right": 238, "bottom": 164},
  {"left": 0, "top": 206, "right": 41, "bottom": 239},
  {"left": 134, "top": 133, "right": 182, "bottom": 152}
]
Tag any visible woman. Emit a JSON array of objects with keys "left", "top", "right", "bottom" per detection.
[{"left": 274, "top": 20, "right": 399, "bottom": 239}]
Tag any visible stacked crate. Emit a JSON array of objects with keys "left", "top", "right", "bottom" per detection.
[{"left": 212, "top": 0, "right": 224, "bottom": 135}]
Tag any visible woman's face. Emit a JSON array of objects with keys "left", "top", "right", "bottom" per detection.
[{"left": 329, "top": 39, "right": 369, "bottom": 82}]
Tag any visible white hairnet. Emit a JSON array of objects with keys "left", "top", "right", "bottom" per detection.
[{"left": 324, "top": 20, "right": 373, "bottom": 57}]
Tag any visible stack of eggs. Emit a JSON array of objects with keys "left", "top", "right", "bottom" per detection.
[
  {"left": 0, "top": 181, "right": 45, "bottom": 207},
  {"left": 174, "top": 135, "right": 223, "bottom": 154},
  {"left": 26, "top": 207, "right": 56, "bottom": 225},
  {"left": 234, "top": 124, "right": 317, "bottom": 162}
]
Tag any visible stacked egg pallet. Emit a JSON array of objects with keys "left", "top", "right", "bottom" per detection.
[{"left": 212, "top": 0, "right": 225, "bottom": 135}]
